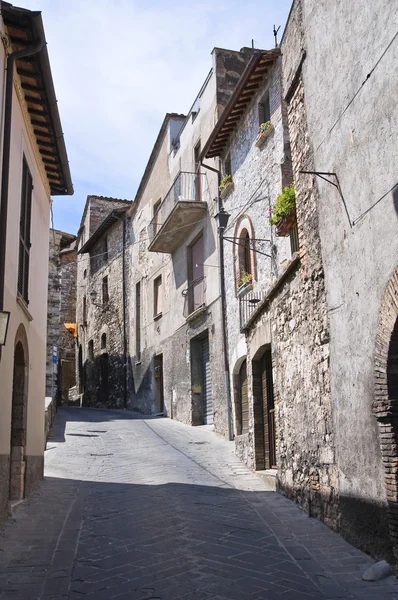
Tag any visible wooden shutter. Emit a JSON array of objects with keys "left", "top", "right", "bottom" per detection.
[
  {"left": 18, "top": 158, "right": 32, "bottom": 303},
  {"left": 240, "top": 360, "right": 249, "bottom": 435}
]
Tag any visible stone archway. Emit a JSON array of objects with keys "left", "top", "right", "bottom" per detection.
[
  {"left": 10, "top": 324, "right": 29, "bottom": 501},
  {"left": 374, "top": 267, "right": 398, "bottom": 556}
]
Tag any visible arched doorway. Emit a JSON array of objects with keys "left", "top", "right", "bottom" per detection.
[
  {"left": 238, "top": 360, "right": 249, "bottom": 436},
  {"left": 10, "top": 335, "right": 28, "bottom": 501},
  {"left": 374, "top": 266, "right": 398, "bottom": 556}
]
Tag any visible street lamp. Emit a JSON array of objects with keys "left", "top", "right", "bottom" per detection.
[
  {"left": 0, "top": 310, "right": 10, "bottom": 345},
  {"left": 214, "top": 207, "right": 233, "bottom": 440},
  {"left": 214, "top": 207, "right": 230, "bottom": 231}
]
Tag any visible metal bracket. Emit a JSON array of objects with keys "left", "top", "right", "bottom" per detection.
[
  {"left": 299, "top": 171, "right": 352, "bottom": 228},
  {"left": 223, "top": 236, "right": 273, "bottom": 258}
]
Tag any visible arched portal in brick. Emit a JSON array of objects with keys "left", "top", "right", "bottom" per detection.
[
  {"left": 374, "top": 267, "right": 398, "bottom": 556},
  {"left": 10, "top": 324, "right": 29, "bottom": 501}
]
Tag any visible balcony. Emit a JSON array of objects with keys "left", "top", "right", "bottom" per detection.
[
  {"left": 148, "top": 172, "right": 209, "bottom": 254},
  {"left": 239, "top": 288, "right": 267, "bottom": 332}
]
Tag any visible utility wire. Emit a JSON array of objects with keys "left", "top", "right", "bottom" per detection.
[{"left": 317, "top": 28, "right": 398, "bottom": 150}]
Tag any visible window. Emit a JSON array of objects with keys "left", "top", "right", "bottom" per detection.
[
  {"left": 102, "top": 276, "right": 109, "bottom": 305},
  {"left": 290, "top": 226, "right": 299, "bottom": 254},
  {"left": 83, "top": 296, "right": 87, "bottom": 324},
  {"left": 136, "top": 281, "right": 141, "bottom": 359},
  {"left": 258, "top": 92, "right": 271, "bottom": 125},
  {"left": 194, "top": 140, "right": 202, "bottom": 201},
  {"left": 187, "top": 234, "right": 205, "bottom": 314},
  {"left": 238, "top": 229, "right": 252, "bottom": 284},
  {"left": 153, "top": 199, "right": 161, "bottom": 235},
  {"left": 103, "top": 237, "right": 108, "bottom": 262},
  {"left": 88, "top": 340, "right": 94, "bottom": 360},
  {"left": 18, "top": 157, "right": 33, "bottom": 303},
  {"left": 154, "top": 275, "right": 162, "bottom": 318},
  {"left": 101, "top": 333, "right": 107, "bottom": 349},
  {"left": 83, "top": 269, "right": 87, "bottom": 279},
  {"left": 223, "top": 154, "right": 232, "bottom": 178}
]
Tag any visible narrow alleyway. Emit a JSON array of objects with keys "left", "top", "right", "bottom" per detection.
[{"left": 0, "top": 409, "right": 397, "bottom": 600}]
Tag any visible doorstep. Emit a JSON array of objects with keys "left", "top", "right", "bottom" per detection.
[{"left": 255, "top": 469, "right": 277, "bottom": 490}]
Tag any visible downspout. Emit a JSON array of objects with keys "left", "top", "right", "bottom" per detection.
[
  {"left": 122, "top": 215, "right": 128, "bottom": 409},
  {"left": 0, "top": 35, "right": 45, "bottom": 353},
  {"left": 201, "top": 160, "right": 233, "bottom": 441}
]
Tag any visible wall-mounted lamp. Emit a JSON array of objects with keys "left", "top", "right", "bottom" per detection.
[
  {"left": 0, "top": 310, "right": 10, "bottom": 345},
  {"left": 214, "top": 207, "right": 231, "bottom": 232}
]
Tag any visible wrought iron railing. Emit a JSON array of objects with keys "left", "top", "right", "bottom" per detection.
[
  {"left": 239, "top": 288, "right": 267, "bottom": 331},
  {"left": 149, "top": 172, "right": 209, "bottom": 243},
  {"left": 182, "top": 276, "right": 206, "bottom": 317}
]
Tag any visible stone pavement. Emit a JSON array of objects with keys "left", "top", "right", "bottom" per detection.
[{"left": 0, "top": 408, "right": 397, "bottom": 600}]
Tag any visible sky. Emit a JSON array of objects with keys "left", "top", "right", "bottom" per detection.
[{"left": 19, "top": 0, "right": 293, "bottom": 234}]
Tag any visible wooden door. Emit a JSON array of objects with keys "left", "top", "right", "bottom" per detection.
[
  {"left": 261, "top": 350, "right": 276, "bottom": 468},
  {"left": 239, "top": 360, "right": 249, "bottom": 435}
]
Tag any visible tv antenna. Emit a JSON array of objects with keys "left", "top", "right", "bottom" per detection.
[{"left": 273, "top": 25, "right": 281, "bottom": 47}]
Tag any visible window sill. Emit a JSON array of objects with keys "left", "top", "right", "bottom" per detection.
[
  {"left": 16, "top": 294, "right": 33, "bottom": 321},
  {"left": 135, "top": 360, "right": 142, "bottom": 366},
  {"left": 154, "top": 312, "right": 163, "bottom": 321},
  {"left": 186, "top": 304, "right": 207, "bottom": 323}
]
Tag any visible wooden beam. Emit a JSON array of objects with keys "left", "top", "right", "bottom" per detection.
[
  {"left": 28, "top": 107, "right": 48, "bottom": 117},
  {"left": 21, "top": 82, "right": 44, "bottom": 93},
  {"left": 37, "top": 140, "right": 55, "bottom": 149},
  {"left": 45, "top": 164, "right": 59, "bottom": 172},
  {"left": 24, "top": 95, "right": 43, "bottom": 104},
  {"left": 17, "top": 67, "right": 37, "bottom": 79},
  {"left": 42, "top": 157, "right": 57, "bottom": 165},
  {"left": 39, "top": 148, "right": 57, "bottom": 157}
]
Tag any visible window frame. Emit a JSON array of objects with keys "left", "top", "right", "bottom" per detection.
[
  {"left": 17, "top": 156, "right": 33, "bottom": 304},
  {"left": 153, "top": 274, "right": 163, "bottom": 319},
  {"left": 102, "top": 276, "right": 109, "bottom": 305}
]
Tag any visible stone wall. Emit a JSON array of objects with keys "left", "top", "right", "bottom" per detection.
[
  {"left": 76, "top": 198, "right": 131, "bottom": 409},
  {"left": 46, "top": 229, "right": 76, "bottom": 402}
]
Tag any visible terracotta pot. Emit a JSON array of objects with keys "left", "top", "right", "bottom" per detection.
[{"left": 275, "top": 209, "right": 296, "bottom": 237}]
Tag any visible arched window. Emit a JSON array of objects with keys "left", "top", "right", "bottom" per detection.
[
  {"left": 238, "top": 229, "right": 253, "bottom": 284},
  {"left": 234, "top": 216, "right": 256, "bottom": 290},
  {"left": 101, "top": 333, "right": 107, "bottom": 349}
]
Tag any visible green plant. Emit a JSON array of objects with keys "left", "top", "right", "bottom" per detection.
[
  {"left": 269, "top": 184, "right": 296, "bottom": 226},
  {"left": 219, "top": 174, "right": 232, "bottom": 191},
  {"left": 238, "top": 272, "right": 252, "bottom": 287},
  {"left": 258, "top": 120, "right": 272, "bottom": 134}
]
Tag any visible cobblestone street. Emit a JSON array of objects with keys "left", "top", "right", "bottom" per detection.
[{"left": 0, "top": 408, "right": 397, "bottom": 600}]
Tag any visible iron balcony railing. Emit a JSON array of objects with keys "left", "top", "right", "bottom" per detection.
[
  {"left": 149, "top": 171, "right": 209, "bottom": 244},
  {"left": 182, "top": 276, "right": 206, "bottom": 318},
  {"left": 239, "top": 288, "right": 267, "bottom": 331}
]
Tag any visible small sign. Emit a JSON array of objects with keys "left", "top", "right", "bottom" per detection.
[{"left": 52, "top": 344, "right": 57, "bottom": 364}]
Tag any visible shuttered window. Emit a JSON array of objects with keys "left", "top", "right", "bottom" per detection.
[
  {"left": 240, "top": 360, "right": 249, "bottom": 435},
  {"left": 18, "top": 157, "right": 33, "bottom": 303}
]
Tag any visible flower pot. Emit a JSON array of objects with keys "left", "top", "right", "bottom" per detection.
[
  {"left": 220, "top": 180, "right": 234, "bottom": 200},
  {"left": 255, "top": 123, "right": 273, "bottom": 147},
  {"left": 275, "top": 209, "right": 297, "bottom": 237},
  {"left": 237, "top": 281, "right": 253, "bottom": 298}
]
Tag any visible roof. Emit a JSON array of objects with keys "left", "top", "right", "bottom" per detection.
[
  {"left": 77, "top": 195, "right": 133, "bottom": 238},
  {"left": 133, "top": 113, "right": 186, "bottom": 205},
  {"left": 202, "top": 49, "right": 281, "bottom": 160},
  {"left": 78, "top": 206, "right": 129, "bottom": 254},
  {"left": 2, "top": 2, "right": 73, "bottom": 195}
]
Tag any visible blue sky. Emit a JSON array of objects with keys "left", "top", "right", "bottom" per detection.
[{"left": 20, "top": 0, "right": 293, "bottom": 234}]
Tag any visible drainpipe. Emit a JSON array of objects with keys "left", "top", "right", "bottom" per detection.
[
  {"left": 0, "top": 36, "right": 45, "bottom": 359},
  {"left": 201, "top": 160, "right": 233, "bottom": 441}
]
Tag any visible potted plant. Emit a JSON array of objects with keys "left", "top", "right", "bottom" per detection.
[
  {"left": 269, "top": 184, "right": 296, "bottom": 236},
  {"left": 255, "top": 120, "right": 273, "bottom": 147},
  {"left": 237, "top": 271, "right": 253, "bottom": 296},
  {"left": 219, "top": 174, "right": 233, "bottom": 199}
]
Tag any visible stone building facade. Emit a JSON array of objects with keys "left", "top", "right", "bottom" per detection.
[
  {"left": 76, "top": 196, "right": 132, "bottom": 408},
  {"left": 126, "top": 48, "right": 253, "bottom": 435},
  {"left": 280, "top": 0, "right": 398, "bottom": 561},
  {"left": 46, "top": 229, "right": 77, "bottom": 402},
  {"left": 0, "top": 4, "right": 73, "bottom": 522},
  {"left": 203, "top": 45, "right": 337, "bottom": 527}
]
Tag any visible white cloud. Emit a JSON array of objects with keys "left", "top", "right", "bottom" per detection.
[{"left": 18, "top": 0, "right": 292, "bottom": 232}]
